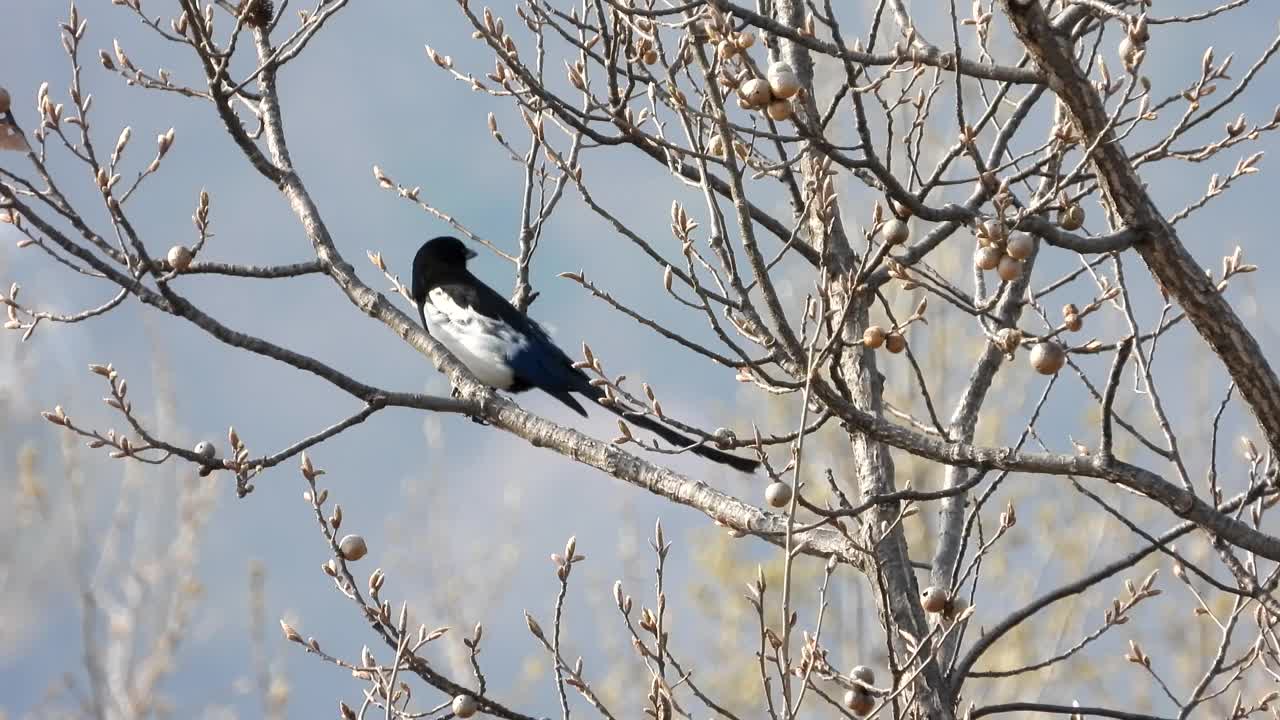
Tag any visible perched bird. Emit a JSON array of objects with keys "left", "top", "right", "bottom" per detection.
[{"left": 410, "top": 236, "right": 759, "bottom": 473}]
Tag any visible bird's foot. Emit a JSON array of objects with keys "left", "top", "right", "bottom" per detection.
[{"left": 450, "top": 385, "right": 490, "bottom": 424}]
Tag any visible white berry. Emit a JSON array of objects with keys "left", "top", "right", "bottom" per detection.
[
  {"left": 1030, "top": 341, "right": 1067, "bottom": 375},
  {"left": 881, "top": 218, "right": 910, "bottom": 245},
  {"left": 996, "top": 255, "right": 1023, "bottom": 282},
  {"left": 920, "top": 586, "right": 950, "bottom": 613},
  {"left": 983, "top": 218, "right": 1007, "bottom": 244},
  {"left": 338, "top": 534, "right": 368, "bottom": 561},
  {"left": 167, "top": 245, "right": 193, "bottom": 271},
  {"left": 851, "top": 664, "right": 876, "bottom": 684},
  {"left": 452, "top": 695, "right": 478, "bottom": 719},
  {"left": 975, "top": 245, "right": 1002, "bottom": 271},
  {"left": 1005, "top": 231, "right": 1034, "bottom": 260},
  {"left": 767, "top": 62, "right": 801, "bottom": 99},
  {"left": 739, "top": 78, "right": 771, "bottom": 108},
  {"left": 765, "top": 481, "right": 793, "bottom": 508}
]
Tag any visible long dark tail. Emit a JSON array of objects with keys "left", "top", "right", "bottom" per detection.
[{"left": 579, "top": 384, "right": 760, "bottom": 474}]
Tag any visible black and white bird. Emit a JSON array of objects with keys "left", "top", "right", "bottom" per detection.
[{"left": 410, "top": 236, "right": 759, "bottom": 473}]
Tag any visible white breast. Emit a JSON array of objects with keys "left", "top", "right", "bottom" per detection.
[{"left": 424, "top": 287, "right": 524, "bottom": 389}]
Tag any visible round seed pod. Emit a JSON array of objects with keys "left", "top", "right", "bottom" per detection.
[
  {"left": 338, "top": 534, "right": 368, "bottom": 561},
  {"left": 766, "top": 99, "right": 793, "bottom": 121},
  {"left": 194, "top": 440, "right": 216, "bottom": 459},
  {"left": 944, "top": 595, "right": 971, "bottom": 621},
  {"left": 735, "top": 32, "right": 756, "bottom": 50},
  {"left": 850, "top": 665, "right": 876, "bottom": 685},
  {"left": 643, "top": 49, "right": 659, "bottom": 65},
  {"left": 1005, "top": 231, "right": 1034, "bottom": 260},
  {"left": 885, "top": 332, "right": 906, "bottom": 354},
  {"left": 1058, "top": 204, "right": 1085, "bottom": 231},
  {"left": 452, "top": 695, "right": 478, "bottom": 719},
  {"left": 712, "top": 427, "right": 736, "bottom": 449},
  {"left": 881, "top": 218, "right": 910, "bottom": 245},
  {"left": 739, "top": 78, "right": 771, "bottom": 108},
  {"left": 767, "top": 62, "right": 801, "bottom": 99},
  {"left": 1030, "top": 341, "right": 1067, "bottom": 375},
  {"left": 167, "top": 245, "right": 194, "bottom": 271},
  {"left": 983, "top": 218, "right": 1007, "bottom": 244},
  {"left": 843, "top": 689, "right": 874, "bottom": 716},
  {"left": 863, "top": 325, "right": 887, "bottom": 349},
  {"left": 765, "top": 481, "right": 793, "bottom": 508},
  {"left": 717, "top": 39, "right": 738, "bottom": 61},
  {"left": 920, "top": 586, "right": 950, "bottom": 613},
  {"left": 975, "top": 245, "right": 1002, "bottom": 271},
  {"left": 996, "top": 255, "right": 1023, "bottom": 282}
]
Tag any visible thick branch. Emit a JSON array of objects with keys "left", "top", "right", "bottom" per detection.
[{"left": 1000, "top": 0, "right": 1280, "bottom": 458}]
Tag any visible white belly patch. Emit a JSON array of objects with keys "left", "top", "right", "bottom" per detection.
[{"left": 424, "top": 287, "right": 525, "bottom": 389}]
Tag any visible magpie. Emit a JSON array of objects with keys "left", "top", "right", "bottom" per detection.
[{"left": 410, "top": 236, "right": 760, "bottom": 473}]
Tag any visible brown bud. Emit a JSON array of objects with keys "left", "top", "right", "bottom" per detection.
[
  {"left": 994, "top": 327, "right": 1023, "bottom": 355},
  {"left": 1058, "top": 204, "right": 1085, "bottom": 231}
]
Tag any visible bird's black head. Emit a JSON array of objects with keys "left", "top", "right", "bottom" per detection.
[{"left": 411, "top": 236, "right": 478, "bottom": 304}]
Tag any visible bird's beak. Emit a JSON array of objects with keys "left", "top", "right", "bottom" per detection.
[{"left": 464, "top": 247, "right": 478, "bottom": 260}]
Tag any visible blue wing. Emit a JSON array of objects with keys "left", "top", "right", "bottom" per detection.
[
  {"left": 506, "top": 320, "right": 591, "bottom": 416},
  {"left": 441, "top": 278, "right": 592, "bottom": 416}
]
